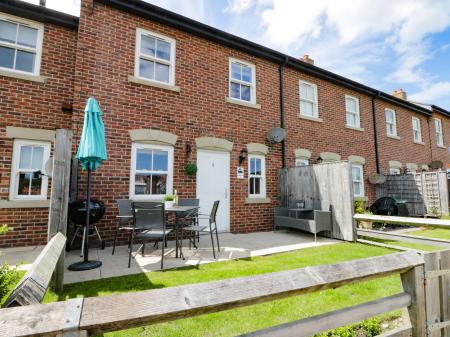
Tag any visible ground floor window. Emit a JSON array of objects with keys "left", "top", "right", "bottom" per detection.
[
  {"left": 389, "top": 168, "right": 401, "bottom": 175},
  {"left": 351, "top": 164, "right": 364, "bottom": 197},
  {"left": 130, "top": 143, "right": 173, "bottom": 199},
  {"left": 248, "top": 155, "right": 266, "bottom": 198},
  {"left": 10, "top": 140, "right": 50, "bottom": 200},
  {"left": 295, "top": 158, "right": 309, "bottom": 167}
]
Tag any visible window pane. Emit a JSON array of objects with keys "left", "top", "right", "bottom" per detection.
[
  {"left": 352, "top": 166, "right": 361, "bottom": 180},
  {"left": 31, "top": 146, "right": 44, "bottom": 170},
  {"left": 17, "top": 172, "right": 31, "bottom": 195},
  {"left": 255, "top": 158, "right": 261, "bottom": 175},
  {"left": 0, "top": 46, "right": 15, "bottom": 69},
  {"left": 249, "top": 177, "right": 255, "bottom": 195},
  {"left": 346, "top": 113, "right": 355, "bottom": 126},
  {"left": 230, "top": 82, "right": 240, "bottom": 99},
  {"left": 151, "top": 174, "right": 167, "bottom": 194},
  {"left": 136, "top": 149, "right": 152, "bottom": 170},
  {"left": 305, "top": 85, "right": 314, "bottom": 100},
  {"left": 0, "top": 20, "right": 17, "bottom": 44},
  {"left": 30, "top": 172, "right": 42, "bottom": 195},
  {"left": 353, "top": 182, "right": 361, "bottom": 196},
  {"left": 19, "top": 145, "right": 32, "bottom": 169},
  {"left": 15, "top": 50, "right": 35, "bottom": 73},
  {"left": 156, "top": 39, "right": 170, "bottom": 61},
  {"left": 153, "top": 150, "right": 168, "bottom": 171},
  {"left": 242, "top": 65, "right": 252, "bottom": 83},
  {"left": 346, "top": 98, "right": 356, "bottom": 112},
  {"left": 135, "top": 173, "right": 151, "bottom": 195},
  {"left": 17, "top": 25, "right": 37, "bottom": 48},
  {"left": 301, "top": 101, "right": 314, "bottom": 116},
  {"left": 140, "top": 35, "right": 155, "bottom": 56},
  {"left": 249, "top": 158, "right": 256, "bottom": 175},
  {"left": 154, "top": 62, "right": 169, "bottom": 83},
  {"left": 254, "top": 177, "right": 261, "bottom": 194},
  {"left": 139, "top": 58, "right": 154, "bottom": 79},
  {"left": 300, "top": 84, "right": 307, "bottom": 98},
  {"left": 231, "top": 62, "right": 241, "bottom": 80},
  {"left": 241, "top": 84, "right": 251, "bottom": 101}
]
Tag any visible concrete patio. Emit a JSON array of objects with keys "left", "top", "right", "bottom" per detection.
[{"left": 1, "top": 230, "right": 337, "bottom": 284}]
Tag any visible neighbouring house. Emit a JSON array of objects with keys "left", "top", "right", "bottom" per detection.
[{"left": 0, "top": 0, "right": 449, "bottom": 248}]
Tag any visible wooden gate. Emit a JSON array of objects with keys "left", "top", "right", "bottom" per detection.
[{"left": 376, "top": 172, "right": 449, "bottom": 217}]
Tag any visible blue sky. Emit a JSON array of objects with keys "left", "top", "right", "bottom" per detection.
[{"left": 22, "top": 0, "right": 450, "bottom": 109}]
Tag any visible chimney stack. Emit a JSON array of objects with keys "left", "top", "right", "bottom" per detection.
[
  {"left": 39, "top": 0, "right": 46, "bottom": 7},
  {"left": 393, "top": 89, "right": 407, "bottom": 100},
  {"left": 301, "top": 54, "right": 314, "bottom": 65}
]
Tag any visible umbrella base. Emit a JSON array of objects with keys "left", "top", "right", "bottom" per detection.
[{"left": 68, "top": 260, "right": 102, "bottom": 271}]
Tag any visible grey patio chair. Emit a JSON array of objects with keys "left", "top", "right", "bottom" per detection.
[
  {"left": 181, "top": 200, "right": 220, "bottom": 259},
  {"left": 112, "top": 199, "right": 133, "bottom": 255},
  {"left": 130, "top": 202, "right": 172, "bottom": 269}
]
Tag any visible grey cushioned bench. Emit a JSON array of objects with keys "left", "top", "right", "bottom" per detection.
[{"left": 274, "top": 207, "right": 332, "bottom": 241}]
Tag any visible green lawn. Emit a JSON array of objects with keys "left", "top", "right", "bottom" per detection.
[
  {"left": 409, "top": 227, "right": 450, "bottom": 240},
  {"left": 43, "top": 243, "right": 403, "bottom": 337},
  {"left": 360, "top": 236, "right": 440, "bottom": 252}
]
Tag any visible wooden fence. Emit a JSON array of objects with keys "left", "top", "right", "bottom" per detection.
[
  {"left": 3, "top": 250, "right": 449, "bottom": 337},
  {"left": 279, "top": 161, "right": 355, "bottom": 241},
  {"left": 376, "top": 172, "right": 449, "bottom": 217}
]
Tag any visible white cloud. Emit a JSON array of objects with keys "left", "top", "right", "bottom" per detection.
[
  {"left": 19, "top": 0, "right": 80, "bottom": 16},
  {"left": 144, "top": 0, "right": 209, "bottom": 24},
  {"left": 409, "top": 82, "right": 450, "bottom": 103},
  {"left": 225, "top": 0, "right": 253, "bottom": 13}
]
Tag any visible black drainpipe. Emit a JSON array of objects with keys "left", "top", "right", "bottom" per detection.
[
  {"left": 371, "top": 97, "right": 381, "bottom": 173},
  {"left": 279, "top": 58, "right": 287, "bottom": 168}
]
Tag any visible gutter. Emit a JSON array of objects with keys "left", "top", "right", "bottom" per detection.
[
  {"left": 371, "top": 97, "right": 380, "bottom": 173},
  {"left": 96, "top": 0, "right": 433, "bottom": 117},
  {"left": 0, "top": 0, "right": 79, "bottom": 30}
]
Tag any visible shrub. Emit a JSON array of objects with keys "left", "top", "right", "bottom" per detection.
[
  {"left": 0, "top": 224, "right": 21, "bottom": 305},
  {"left": 354, "top": 200, "right": 365, "bottom": 214},
  {"left": 184, "top": 163, "right": 198, "bottom": 176},
  {"left": 163, "top": 194, "right": 174, "bottom": 201},
  {"left": 0, "top": 224, "right": 7, "bottom": 235},
  {"left": 360, "top": 318, "right": 382, "bottom": 337}
]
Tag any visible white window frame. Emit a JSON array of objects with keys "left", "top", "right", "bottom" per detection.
[
  {"left": 228, "top": 57, "right": 256, "bottom": 104},
  {"left": 299, "top": 80, "right": 319, "bottom": 118},
  {"left": 389, "top": 168, "right": 401, "bottom": 175},
  {"left": 248, "top": 154, "right": 266, "bottom": 198},
  {"left": 351, "top": 164, "right": 364, "bottom": 198},
  {"left": 0, "top": 13, "right": 44, "bottom": 76},
  {"left": 412, "top": 117, "right": 422, "bottom": 143},
  {"left": 345, "top": 95, "right": 360, "bottom": 128},
  {"left": 135, "top": 28, "right": 176, "bottom": 86},
  {"left": 435, "top": 118, "right": 444, "bottom": 147},
  {"left": 385, "top": 108, "right": 397, "bottom": 137},
  {"left": 295, "top": 158, "right": 309, "bottom": 167},
  {"left": 9, "top": 139, "right": 50, "bottom": 201},
  {"left": 129, "top": 143, "right": 174, "bottom": 200}
]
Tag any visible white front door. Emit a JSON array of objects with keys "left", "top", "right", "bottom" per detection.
[{"left": 196, "top": 150, "right": 230, "bottom": 232}]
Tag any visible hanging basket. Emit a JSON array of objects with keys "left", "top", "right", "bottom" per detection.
[{"left": 185, "top": 163, "right": 198, "bottom": 176}]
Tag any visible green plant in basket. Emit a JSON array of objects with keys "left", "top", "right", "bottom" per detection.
[
  {"left": 185, "top": 163, "right": 198, "bottom": 176},
  {"left": 164, "top": 194, "right": 174, "bottom": 201}
]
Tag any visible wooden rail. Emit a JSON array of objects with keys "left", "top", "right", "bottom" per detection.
[
  {"left": 0, "top": 251, "right": 427, "bottom": 337},
  {"left": 354, "top": 214, "right": 450, "bottom": 229}
]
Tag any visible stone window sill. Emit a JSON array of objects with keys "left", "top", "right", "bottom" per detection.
[
  {"left": 128, "top": 76, "right": 180, "bottom": 92},
  {"left": 0, "top": 69, "right": 47, "bottom": 83},
  {"left": 225, "top": 97, "right": 261, "bottom": 110},
  {"left": 299, "top": 114, "right": 323, "bottom": 123},
  {"left": 245, "top": 197, "right": 271, "bottom": 204},
  {"left": 0, "top": 199, "right": 50, "bottom": 209},
  {"left": 437, "top": 145, "right": 446, "bottom": 149},
  {"left": 414, "top": 141, "right": 425, "bottom": 145},
  {"left": 346, "top": 125, "right": 365, "bottom": 132},
  {"left": 387, "top": 134, "right": 401, "bottom": 140}
]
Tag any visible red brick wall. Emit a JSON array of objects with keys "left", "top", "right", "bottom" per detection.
[{"left": 0, "top": 23, "right": 77, "bottom": 247}]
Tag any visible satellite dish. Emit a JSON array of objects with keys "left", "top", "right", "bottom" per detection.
[
  {"left": 429, "top": 160, "right": 443, "bottom": 169},
  {"left": 44, "top": 157, "right": 54, "bottom": 177},
  {"left": 368, "top": 173, "right": 386, "bottom": 185},
  {"left": 266, "top": 127, "right": 286, "bottom": 143}
]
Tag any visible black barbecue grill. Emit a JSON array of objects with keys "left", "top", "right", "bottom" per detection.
[{"left": 67, "top": 199, "right": 106, "bottom": 252}]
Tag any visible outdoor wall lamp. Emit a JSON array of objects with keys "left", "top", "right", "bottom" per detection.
[
  {"left": 239, "top": 148, "right": 248, "bottom": 165},
  {"left": 317, "top": 156, "right": 323, "bottom": 163}
]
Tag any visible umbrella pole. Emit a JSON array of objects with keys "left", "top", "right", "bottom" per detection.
[{"left": 84, "top": 166, "right": 91, "bottom": 262}]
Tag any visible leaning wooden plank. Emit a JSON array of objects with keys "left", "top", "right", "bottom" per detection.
[
  {"left": 3, "top": 232, "right": 66, "bottom": 307},
  {"left": 357, "top": 228, "right": 450, "bottom": 249},
  {"left": 377, "top": 325, "right": 412, "bottom": 337},
  {"left": 401, "top": 265, "right": 426, "bottom": 337},
  {"left": 238, "top": 293, "right": 411, "bottom": 337},
  {"left": 357, "top": 238, "right": 423, "bottom": 253},
  {"left": 439, "top": 250, "right": 450, "bottom": 336},
  {"left": 423, "top": 252, "right": 442, "bottom": 337},
  {"left": 354, "top": 214, "right": 450, "bottom": 229},
  {"left": 79, "top": 251, "right": 422, "bottom": 334}
]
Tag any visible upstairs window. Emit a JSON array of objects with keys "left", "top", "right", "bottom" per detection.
[
  {"left": 248, "top": 155, "right": 266, "bottom": 198},
  {"left": 385, "top": 108, "right": 397, "bottom": 137},
  {"left": 229, "top": 58, "right": 255, "bottom": 103},
  {"left": 10, "top": 140, "right": 50, "bottom": 200},
  {"left": 351, "top": 164, "right": 364, "bottom": 197},
  {"left": 130, "top": 143, "right": 173, "bottom": 199},
  {"left": 295, "top": 158, "right": 309, "bottom": 167},
  {"left": 435, "top": 118, "right": 444, "bottom": 146},
  {"left": 0, "top": 14, "right": 43, "bottom": 75},
  {"left": 135, "top": 29, "right": 175, "bottom": 85},
  {"left": 412, "top": 117, "right": 422, "bottom": 143},
  {"left": 299, "top": 80, "right": 318, "bottom": 118},
  {"left": 389, "top": 168, "right": 401, "bottom": 175},
  {"left": 345, "top": 95, "right": 360, "bottom": 128}
]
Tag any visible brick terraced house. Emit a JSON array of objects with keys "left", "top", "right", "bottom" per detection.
[{"left": 0, "top": 0, "right": 449, "bottom": 247}]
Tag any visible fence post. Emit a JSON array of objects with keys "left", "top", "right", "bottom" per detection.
[
  {"left": 47, "top": 129, "right": 73, "bottom": 292},
  {"left": 401, "top": 264, "right": 426, "bottom": 337}
]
